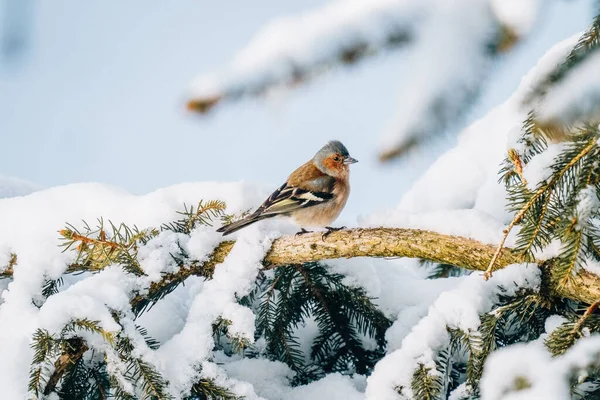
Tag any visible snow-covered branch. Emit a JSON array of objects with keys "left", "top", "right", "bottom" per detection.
[
  {"left": 187, "top": 0, "right": 417, "bottom": 114},
  {"left": 527, "top": 15, "right": 600, "bottom": 129},
  {"left": 25, "top": 226, "right": 600, "bottom": 397},
  {"left": 6, "top": 227, "right": 597, "bottom": 305},
  {"left": 187, "top": 0, "right": 543, "bottom": 161}
]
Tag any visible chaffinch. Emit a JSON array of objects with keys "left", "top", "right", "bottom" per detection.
[{"left": 217, "top": 140, "right": 357, "bottom": 236}]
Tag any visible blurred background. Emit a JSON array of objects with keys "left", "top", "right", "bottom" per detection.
[{"left": 0, "top": 0, "right": 596, "bottom": 220}]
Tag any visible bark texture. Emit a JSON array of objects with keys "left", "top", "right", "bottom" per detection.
[{"left": 4, "top": 228, "right": 599, "bottom": 304}]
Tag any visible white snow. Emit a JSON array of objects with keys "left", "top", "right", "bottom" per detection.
[
  {"left": 190, "top": 0, "right": 422, "bottom": 100},
  {"left": 490, "top": 0, "right": 543, "bottom": 37},
  {"left": 575, "top": 185, "right": 600, "bottom": 229},
  {"left": 362, "top": 208, "right": 512, "bottom": 246},
  {"left": 537, "top": 50, "right": 600, "bottom": 126},
  {"left": 365, "top": 263, "right": 541, "bottom": 400},
  {"left": 481, "top": 335, "right": 600, "bottom": 400},
  {"left": 2, "top": 22, "right": 598, "bottom": 400},
  {"left": 378, "top": 0, "right": 496, "bottom": 157},
  {"left": 0, "top": 181, "right": 268, "bottom": 398},
  {"left": 396, "top": 34, "right": 578, "bottom": 218},
  {"left": 522, "top": 143, "right": 565, "bottom": 190},
  {"left": 0, "top": 175, "right": 41, "bottom": 199},
  {"left": 190, "top": 0, "right": 542, "bottom": 161}
]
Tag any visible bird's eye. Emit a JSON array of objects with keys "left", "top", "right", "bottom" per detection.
[{"left": 333, "top": 155, "right": 341, "bottom": 162}]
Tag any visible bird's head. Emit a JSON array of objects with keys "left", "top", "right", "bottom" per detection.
[{"left": 313, "top": 140, "right": 358, "bottom": 179}]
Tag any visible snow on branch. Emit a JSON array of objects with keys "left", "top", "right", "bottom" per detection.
[
  {"left": 535, "top": 50, "right": 600, "bottom": 127},
  {"left": 187, "top": 0, "right": 542, "bottom": 161},
  {"left": 480, "top": 333, "right": 600, "bottom": 398},
  {"left": 526, "top": 15, "right": 600, "bottom": 129},
  {"left": 365, "top": 263, "right": 542, "bottom": 399},
  {"left": 187, "top": 0, "right": 417, "bottom": 113},
  {"left": 4, "top": 227, "right": 599, "bottom": 305}
]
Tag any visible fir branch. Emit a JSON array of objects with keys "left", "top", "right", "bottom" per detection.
[
  {"left": 43, "top": 337, "right": 89, "bottom": 396},
  {"left": 57, "top": 356, "right": 90, "bottom": 400},
  {"left": 87, "top": 364, "right": 111, "bottom": 400},
  {"left": 29, "top": 329, "right": 56, "bottom": 397},
  {"left": 129, "top": 357, "right": 172, "bottom": 400},
  {"left": 261, "top": 266, "right": 315, "bottom": 382},
  {"left": 485, "top": 135, "right": 599, "bottom": 279},
  {"left": 187, "top": 26, "right": 412, "bottom": 115},
  {"left": 507, "top": 148, "right": 528, "bottom": 185},
  {"left": 187, "top": 378, "right": 240, "bottom": 400},
  {"left": 252, "top": 262, "right": 389, "bottom": 383},
  {"left": 546, "top": 300, "right": 600, "bottom": 357},
  {"left": 426, "top": 262, "right": 468, "bottom": 279},
  {"left": 411, "top": 363, "right": 444, "bottom": 400},
  {"left": 61, "top": 318, "right": 115, "bottom": 345},
  {"left": 466, "top": 293, "right": 553, "bottom": 394},
  {"left": 59, "top": 219, "right": 158, "bottom": 276},
  {"left": 525, "top": 13, "right": 600, "bottom": 106},
  {"left": 161, "top": 200, "right": 226, "bottom": 234},
  {"left": 130, "top": 240, "right": 234, "bottom": 315},
  {"left": 41, "top": 277, "right": 64, "bottom": 298},
  {"left": 296, "top": 263, "right": 390, "bottom": 375}
]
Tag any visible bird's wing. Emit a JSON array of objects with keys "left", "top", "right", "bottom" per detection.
[{"left": 254, "top": 181, "right": 334, "bottom": 217}]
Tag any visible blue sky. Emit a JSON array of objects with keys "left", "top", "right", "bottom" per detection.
[{"left": 0, "top": 0, "right": 596, "bottom": 221}]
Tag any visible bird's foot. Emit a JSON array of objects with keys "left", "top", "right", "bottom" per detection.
[
  {"left": 322, "top": 226, "right": 346, "bottom": 241},
  {"left": 295, "top": 228, "right": 312, "bottom": 237}
]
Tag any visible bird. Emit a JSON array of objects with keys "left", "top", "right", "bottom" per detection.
[{"left": 217, "top": 140, "right": 357, "bottom": 237}]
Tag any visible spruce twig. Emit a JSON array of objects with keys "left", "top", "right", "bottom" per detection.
[{"left": 484, "top": 137, "right": 598, "bottom": 279}]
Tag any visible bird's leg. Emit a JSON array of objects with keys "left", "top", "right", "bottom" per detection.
[
  {"left": 322, "top": 226, "right": 346, "bottom": 240},
  {"left": 295, "top": 228, "right": 312, "bottom": 236}
]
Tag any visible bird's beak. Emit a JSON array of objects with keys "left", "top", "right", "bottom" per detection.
[{"left": 344, "top": 156, "right": 358, "bottom": 164}]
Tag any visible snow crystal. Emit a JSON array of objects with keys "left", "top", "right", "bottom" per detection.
[
  {"left": 138, "top": 231, "right": 189, "bottom": 282},
  {"left": 223, "top": 357, "right": 295, "bottom": 399},
  {"left": 449, "top": 383, "right": 471, "bottom": 400},
  {"left": 200, "top": 361, "right": 263, "bottom": 400},
  {"left": 582, "top": 257, "right": 600, "bottom": 276},
  {"left": 37, "top": 266, "right": 137, "bottom": 334}
]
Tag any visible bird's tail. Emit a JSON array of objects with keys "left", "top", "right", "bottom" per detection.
[{"left": 216, "top": 214, "right": 268, "bottom": 236}]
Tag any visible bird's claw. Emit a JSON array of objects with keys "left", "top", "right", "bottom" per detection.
[
  {"left": 295, "top": 228, "right": 312, "bottom": 237},
  {"left": 321, "top": 226, "right": 346, "bottom": 241}
]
